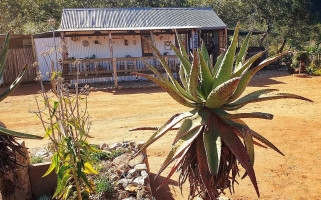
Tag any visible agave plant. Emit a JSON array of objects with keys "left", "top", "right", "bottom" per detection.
[
  {"left": 131, "top": 23, "right": 312, "bottom": 199},
  {"left": 0, "top": 34, "right": 42, "bottom": 175}
]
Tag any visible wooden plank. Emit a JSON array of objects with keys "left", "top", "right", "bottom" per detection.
[{"left": 112, "top": 58, "right": 118, "bottom": 88}]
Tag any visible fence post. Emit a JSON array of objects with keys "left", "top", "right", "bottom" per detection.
[{"left": 112, "top": 58, "right": 118, "bottom": 88}]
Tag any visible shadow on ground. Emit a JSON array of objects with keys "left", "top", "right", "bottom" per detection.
[{"left": 150, "top": 172, "right": 179, "bottom": 200}]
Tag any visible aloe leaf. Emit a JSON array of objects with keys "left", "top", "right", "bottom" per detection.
[
  {"left": 175, "top": 30, "right": 190, "bottom": 60},
  {"left": 212, "top": 52, "right": 225, "bottom": 78},
  {"left": 0, "top": 33, "right": 10, "bottom": 78},
  {"left": 188, "top": 50, "right": 200, "bottom": 99},
  {"left": 235, "top": 32, "right": 252, "bottom": 72},
  {"left": 134, "top": 111, "right": 196, "bottom": 157},
  {"left": 132, "top": 72, "right": 194, "bottom": 107},
  {"left": 220, "top": 112, "right": 274, "bottom": 120},
  {"left": 156, "top": 148, "right": 188, "bottom": 189},
  {"left": 223, "top": 92, "right": 312, "bottom": 111},
  {"left": 0, "top": 65, "right": 28, "bottom": 102},
  {"left": 0, "top": 125, "right": 42, "bottom": 139},
  {"left": 145, "top": 43, "right": 199, "bottom": 103},
  {"left": 203, "top": 114, "right": 221, "bottom": 174},
  {"left": 232, "top": 50, "right": 267, "bottom": 79},
  {"left": 212, "top": 23, "right": 240, "bottom": 89},
  {"left": 148, "top": 40, "right": 184, "bottom": 90},
  {"left": 205, "top": 77, "right": 240, "bottom": 108},
  {"left": 244, "top": 130, "right": 255, "bottom": 165},
  {"left": 201, "top": 42, "right": 211, "bottom": 71},
  {"left": 171, "top": 44, "right": 191, "bottom": 75},
  {"left": 199, "top": 48, "right": 214, "bottom": 97},
  {"left": 249, "top": 128, "right": 284, "bottom": 156},
  {"left": 179, "top": 63, "right": 188, "bottom": 89},
  {"left": 218, "top": 119, "right": 260, "bottom": 197},
  {"left": 196, "top": 135, "right": 216, "bottom": 198},
  {"left": 173, "top": 109, "right": 210, "bottom": 144},
  {"left": 228, "top": 52, "right": 288, "bottom": 102},
  {"left": 228, "top": 88, "right": 277, "bottom": 105},
  {"left": 226, "top": 119, "right": 283, "bottom": 156},
  {"left": 157, "top": 126, "right": 203, "bottom": 177},
  {"left": 141, "top": 59, "right": 167, "bottom": 82}
]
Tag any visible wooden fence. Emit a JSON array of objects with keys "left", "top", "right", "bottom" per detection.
[
  {"left": 3, "top": 48, "right": 37, "bottom": 84},
  {"left": 62, "top": 55, "right": 180, "bottom": 87}
]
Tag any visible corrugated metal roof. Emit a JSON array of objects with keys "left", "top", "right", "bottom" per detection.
[{"left": 58, "top": 7, "right": 226, "bottom": 31}]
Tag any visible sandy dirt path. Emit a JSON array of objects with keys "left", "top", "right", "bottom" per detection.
[{"left": 1, "top": 70, "right": 320, "bottom": 199}]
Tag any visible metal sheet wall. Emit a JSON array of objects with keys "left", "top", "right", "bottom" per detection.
[{"left": 34, "top": 37, "right": 62, "bottom": 81}]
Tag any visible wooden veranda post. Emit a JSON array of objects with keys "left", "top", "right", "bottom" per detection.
[
  {"left": 109, "top": 31, "right": 118, "bottom": 88},
  {"left": 60, "top": 32, "right": 68, "bottom": 77}
]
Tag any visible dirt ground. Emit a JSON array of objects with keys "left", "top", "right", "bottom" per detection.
[{"left": 1, "top": 69, "right": 320, "bottom": 200}]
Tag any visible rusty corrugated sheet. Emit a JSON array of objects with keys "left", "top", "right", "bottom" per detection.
[{"left": 58, "top": 7, "right": 227, "bottom": 31}]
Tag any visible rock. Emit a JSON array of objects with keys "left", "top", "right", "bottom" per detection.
[
  {"left": 113, "top": 153, "right": 132, "bottom": 166},
  {"left": 125, "top": 183, "right": 139, "bottom": 192},
  {"left": 141, "top": 170, "right": 148, "bottom": 178},
  {"left": 117, "top": 191, "right": 130, "bottom": 199},
  {"left": 129, "top": 141, "right": 135, "bottom": 147},
  {"left": 99, "top": 143, "right": 108, "bottom": 150},
  {"left": 110, "top": 142, "right": 121, "bottom": 150},
  {"left": 218, "top": 197, "right": 232, "bottom": 200},
  {"left": 89, "top": 87, "right": 95, "bottom": 91},
  {"left": 117, "top": 178, "right": 132, "bottom": 188},
  {"left": 110, "top": 174, "right": 120, "bottom": 181},
  {"left": 128, "top": 156, "right": 144, "bottom": 167},
  {"left": 133, "top": 176, "right": 147, "bottom": 185},
  {"left": 121, "top": 142, "right": 130, "bottom": 148},
  {"left": 134, "top": 164, "right": 147, "bottom": 172}
]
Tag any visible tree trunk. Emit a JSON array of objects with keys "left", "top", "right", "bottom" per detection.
[
  {"left": 277, "top": 39, "right": 287, "bottom": 53},
  {"left": 0, "top": 141, "right": 32, "bottom": 200}
]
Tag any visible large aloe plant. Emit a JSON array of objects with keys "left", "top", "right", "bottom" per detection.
[
  {"left": 132, "top": 24, "right": 312, "bottom": 199},
  {"left": 0, "top": 34, "right": 42, "bottom": 175}
]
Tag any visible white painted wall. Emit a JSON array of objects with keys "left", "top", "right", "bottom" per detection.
[
  {"left": 66, "top": 35, "right": 110, "bottom": 59},
  {"left": 112, "top": 35, "right": 142, "bottom": 58},
  {"left": 65, "top": 32, "right": 175, "bottom": 59},
  {"left": 153, "top": 34, "right": 176, "bottom": 56},
  {"left": 34, "top": 37, "right": 62, "bottom": 81}
]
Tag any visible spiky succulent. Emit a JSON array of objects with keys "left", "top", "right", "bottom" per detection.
[
  {"left": 132, "top": 23, "right": 312, "bottom": 199},
  {"left": 0, "top": 34, "right": 42, "bottom": 175}
]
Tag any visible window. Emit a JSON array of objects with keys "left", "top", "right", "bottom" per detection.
[{"left": 141, "top": 35, "right": 153, "bottom": 56}]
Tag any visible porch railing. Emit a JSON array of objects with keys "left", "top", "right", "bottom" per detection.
[{"left": 62, "top": 55, "right": 180, "bottom": 86}]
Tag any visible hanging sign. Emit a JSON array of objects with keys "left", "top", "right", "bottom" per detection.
[{"left": 193, "top": 33, "right": 198, "bottom": 49}]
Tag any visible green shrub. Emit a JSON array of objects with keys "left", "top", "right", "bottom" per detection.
[
  {"left": 95, "top": 176, "right": 113, "bottom": 194},
  {"left": 31, "top": 155, "right": 44, "bottom": 164}
]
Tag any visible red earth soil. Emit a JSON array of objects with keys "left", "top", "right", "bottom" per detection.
[{"left": 1, "top": 70, "right": 320, "bottom": 199}]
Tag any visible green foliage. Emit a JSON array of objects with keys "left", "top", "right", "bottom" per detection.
[
  {"left": 133, "top": 24, "right": 312, "bottom": 199},
  {"left": 89, "top": 148, "right": 129, "bottom": 162},
  {"left": 293, "top": 51, "right": 309, "bottom": 64},
  {"left": 95, "top": 176, "right": 113, "bottom": 194},
  {"left": 31, "top": 155, "right": 44, "bottom": 164},
  {"left": 36, "top": 71, "right": 97, "bottom": 200}
]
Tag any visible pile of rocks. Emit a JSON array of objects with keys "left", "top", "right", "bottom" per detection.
[{"left": 94, "top": 141, "right": 154, "bottom": 200}]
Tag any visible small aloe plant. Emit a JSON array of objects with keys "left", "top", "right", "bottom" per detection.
[{"left": 132, "top": 23, "right": 312, "bottom": 199}]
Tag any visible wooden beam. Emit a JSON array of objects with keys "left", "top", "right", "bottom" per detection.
[
  {"left": 30, "top": 35, "right": 39, "bottom": 73},
  {"left": 60, "top": 32, "right": 69, "bottom": 77},
  {"left": 109, "top": 31, "right": 118, "bottom": 88}
]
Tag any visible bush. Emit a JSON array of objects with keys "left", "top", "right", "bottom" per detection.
[{"left": 31, "top": 155, "right": 44, "bottom": 164}]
